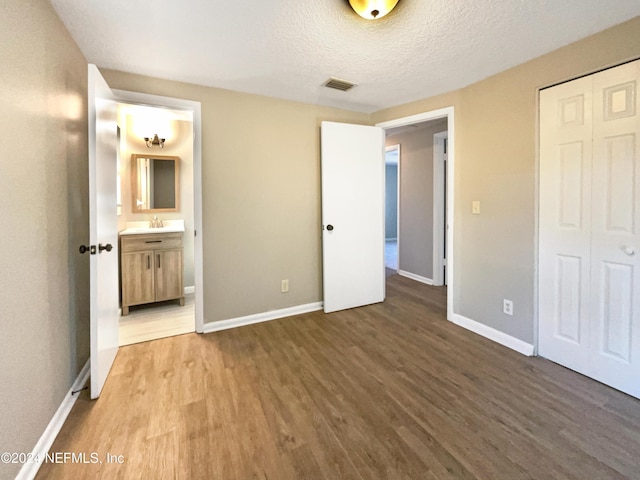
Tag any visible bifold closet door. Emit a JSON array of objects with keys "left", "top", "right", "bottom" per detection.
[
  {"left": 539, "top": 75, "right": 594, "bottom": 375},
  {"left": 588, "top": 61, "right": 640, "bottom": 396},
  {"left": 539, "top": 60, "right": 640, "bottom": 399}
]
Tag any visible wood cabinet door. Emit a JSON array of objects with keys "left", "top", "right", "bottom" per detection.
[
  {"left": 155, "top": 249, "right": 183, "bottom": 302},
  {"left": 121, "top": 251, "right": 155, "bottom": 307}
]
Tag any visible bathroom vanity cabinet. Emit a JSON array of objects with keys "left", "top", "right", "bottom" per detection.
[{"left": 120, "top": 232, "right": 184, "bottom": 315}]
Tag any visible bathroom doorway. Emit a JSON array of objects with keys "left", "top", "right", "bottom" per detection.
[{"left": 113, "top": 93, "right": 203, "bottom": 345}]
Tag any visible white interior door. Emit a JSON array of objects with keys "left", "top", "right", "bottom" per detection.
[
  {"left": 88, "top": 64, "right": 120, "bottom": 399},
  {"left": 539, "top": 76, "right": 594, "bottom": 373},
  {"left": 539, "top": 60, "right": 640, "bottom": 398},
  {"left": 321, "top": 121, "right": 385, "bottom": 313},
  {"left": 589, "top": 61, "right": 640, "bottom": 396}
]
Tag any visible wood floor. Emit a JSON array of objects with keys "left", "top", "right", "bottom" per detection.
[{"left": 38, "top": 274, "right": 640, "bottom": 479}]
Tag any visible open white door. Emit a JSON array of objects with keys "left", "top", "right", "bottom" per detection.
[
  {"left": 88, "top": 64, "right": 119, "bottom": 399},
  {"left": 321, "top": 121, "right": 385, "bottom": 313}
]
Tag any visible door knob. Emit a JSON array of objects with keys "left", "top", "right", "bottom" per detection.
[
  {"left": 79, "top": 245, "right": 96, "bottom": 255},
  {"left": 98, "top": 243, "right": 113, "bottom": 253},
  {"left": 623, "top": 246, "right": 635, "bottom": 256},
  {"left": 326, "top": 225, "right": 334, "bottom": 231}
]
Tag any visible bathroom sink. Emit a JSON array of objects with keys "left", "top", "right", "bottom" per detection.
[{"left": 120, "top": 220, "right": 185, "bottom": 235}]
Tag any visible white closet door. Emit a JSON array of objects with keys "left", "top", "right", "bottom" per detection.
[
  {"left": 539, "top": 59, "right": 640, "bottom": 399},
  {"left": 589, "top": 61, "right": 640, "bottom": 397},
  {"left": 539, "top": 76, "right": 593, "bottom": 374}
]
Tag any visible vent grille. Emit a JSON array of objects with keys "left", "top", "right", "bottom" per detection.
[{"left": 324, "top": 77, "right": 357, "bottom": 92}]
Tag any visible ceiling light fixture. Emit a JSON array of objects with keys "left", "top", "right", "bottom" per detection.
[
  {"left": 144, "top": 133, "right": 165, "bottom": 148},
  {"left": 348, "top": 0, "right": 400, "bottom": 20}
]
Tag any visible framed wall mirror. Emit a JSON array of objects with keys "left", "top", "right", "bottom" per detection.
[{"left": 131, "top": 154, "right": 180, "bottom": 213}]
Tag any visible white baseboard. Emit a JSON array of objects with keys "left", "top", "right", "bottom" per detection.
[
  {"left": 451, "top": 313, "right": 534, "bottom": 356},
  {"left": 184, "top": 285, "right": 195, "bottom": 295},
  {"left": 16, "top": 359, "right": 91, "bottom": 480},
  {"left": 203, "top": 302, "right": 323, "bottom": 334},
  {"left": 398, "top": 270, "right": 434, "bottom": 285}
]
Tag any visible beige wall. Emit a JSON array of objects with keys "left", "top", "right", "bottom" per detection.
[
  {"left": 373, "top": 15, "right": 640, "bottom": 344},
  {"left": 118, "top": 113, "right": 196, "bottom": 287},
  {"left": 0, "top": 0, "right": 89, "bottom": 478},
  {"left": 102, "top": 69, "right": 370, "bottom": 323},
  {"left": 386, "top": 120, "right": 447, "bottom": 280}
]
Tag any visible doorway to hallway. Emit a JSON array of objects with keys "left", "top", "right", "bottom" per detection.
[{"left": 385, "top": 144, "right": 400, "bottom": 271}]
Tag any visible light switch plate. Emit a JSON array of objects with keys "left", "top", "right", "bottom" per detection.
[{"left": 472, "top": 201, "right": 481, "bottom": 214}]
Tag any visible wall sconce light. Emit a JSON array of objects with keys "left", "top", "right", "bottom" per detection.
[
  {"left": 144, "top": 134, "right": 165, "bottom": 148},
  {"left": 348, "top": 0, "right": 400, "bottom": 19}
]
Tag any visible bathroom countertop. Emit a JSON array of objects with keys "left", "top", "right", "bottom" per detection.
[{"left": 119, "top": 219, "right": 185, "bottom": 235}]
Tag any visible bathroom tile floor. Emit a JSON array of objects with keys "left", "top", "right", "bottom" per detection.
[{"left": 119, "top": 293, "right": 195, "bottom": 346}]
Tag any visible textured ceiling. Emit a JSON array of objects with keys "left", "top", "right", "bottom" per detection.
[{"left": 49, "top": 0, "right": 640, "bottom": 113}]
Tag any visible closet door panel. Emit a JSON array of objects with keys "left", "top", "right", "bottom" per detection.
[
  {"left": 538, "top": 76, "right": 593, "bottom": 372},
  {"left": 589, "top": 61, "right": 640, "bottom": 397}
]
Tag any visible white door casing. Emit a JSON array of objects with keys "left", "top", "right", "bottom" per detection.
[
  {"left": 433, "top": 131, "right": 448, "bottom": 287},
  {"left": 539, "top": 60, "right": 640, "bottom": 398},
  {"left": 88, "top": 64, "right": 120, "bottom": 399},
  {"left": 321, "top": 121, "right": 385, "bottom": 313}
]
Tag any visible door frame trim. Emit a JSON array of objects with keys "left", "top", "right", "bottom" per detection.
[
  {"left": 112, "top": 88, "right": 204, "bottom": 333},
  {"left": 433, "top": 130, "right": 447, "bottom": 286},
  {"left": 376, "top": 107, "right": 455, "bottom": 321}
]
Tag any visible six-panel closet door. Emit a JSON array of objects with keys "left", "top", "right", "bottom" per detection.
[{"left": 539, "top": 59, "right": 640, "bottom": 399}]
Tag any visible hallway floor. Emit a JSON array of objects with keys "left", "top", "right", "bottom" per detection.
[{"left": 385, "top": 239, "right": 397, "bottom": 270}]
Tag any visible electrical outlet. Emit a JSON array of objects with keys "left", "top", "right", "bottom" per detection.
[
  {"left": 503, "top": 299, "right": 513, "bottom": 316},
  {"left": 281, "top": 279, "right": 289, "bottom": 293}
]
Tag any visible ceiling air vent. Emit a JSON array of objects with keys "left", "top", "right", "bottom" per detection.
[{"left": 324, "top": 77, "right": 357, "bottom": 92}]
